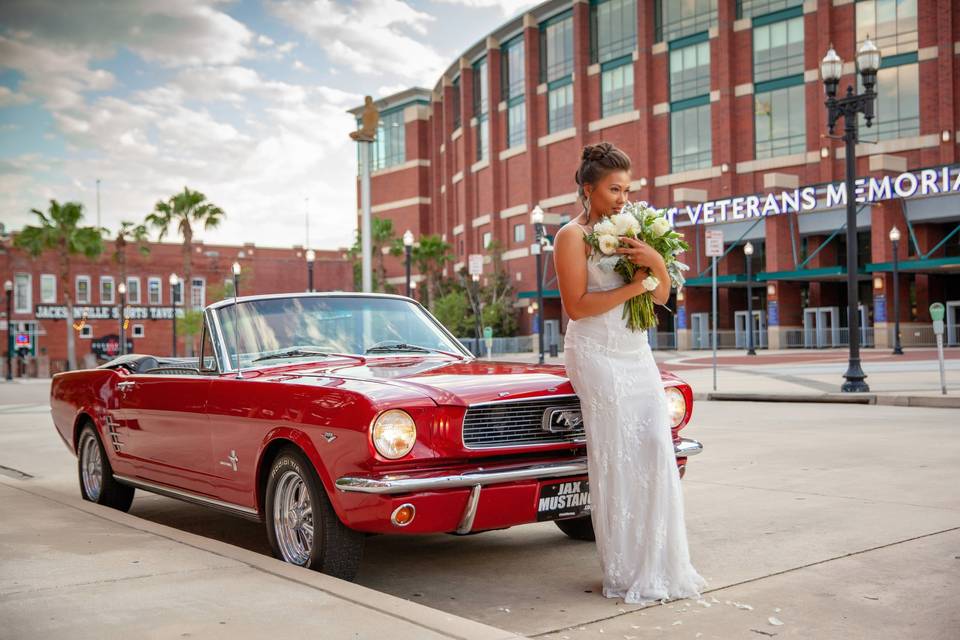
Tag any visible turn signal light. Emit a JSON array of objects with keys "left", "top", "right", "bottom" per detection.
[{"left": 391, "top": 503, "right": 416, "bottom": 527}]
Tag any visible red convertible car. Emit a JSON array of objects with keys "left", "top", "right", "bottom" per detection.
[{"left": 51, "top": 292, "right": 702, "bottom": 580}]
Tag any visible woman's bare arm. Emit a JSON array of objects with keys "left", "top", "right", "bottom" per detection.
[{"left": 554, "top": 226, "right": 648, "bottom": 321}]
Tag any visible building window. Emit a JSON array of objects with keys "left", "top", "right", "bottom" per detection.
[
  {"left": 670, "top": 101, "right": 712, "bottom": 172},
  {"left": 513, "top": 223, "right": 526, "bottom": 243},
  {"left": 452, "top": 76, "right": 461, "bottom": 130},
  {"left": 75, "top": 276, "right": 91, "bottom": 304},
  {"left": 669, "top": 38, "right": 710, "bottom": 103},
  {"left": 755, "top": 83, "right": 806, "bottom": 158},
  {"left": 190, "top": 277, "right": 205, "bottom": 310},
  {"left": 79, "top": 325, "right": 93, "bottom": 339},
  {"left": 736, "top": 0, "right": 802, "bottom": 19},
  {"left": 547, "top": 81, "right": 574, "bottom": 133},
  {"left": 591, "top": 0, "right": 637, "bottom": 64},
  {"left": 474, "top": 57, "right": 489, "bottom": 162},
  {"left": 753, "top": 13, "right": 804, "bottom": 84},
  {"left": 371, "top": 108, "right": 405, "bottom": 171},
  {"left": 125, "top": 277, "right": 141, "bottom": 304},
  {"left": 100, "top": 276, "right": 115, "bottom": 304},
  {"left": 40, "top": 274, "right": 56, "bottom": 304},
  {"left": 601, "top": 60, "right": 634, "bottom": 117},
  {"left": 542, "top": 11, "right": 574, "bottom": 134},
  {"left": 656, "top": 0, "right": 717, "bottom": 43},
  {"left": 172, "top": 279, "right": 184, "bottom": 306},
  {"left": 541, "top": 11, "right": 574, "bottom": 83},
  {"left": 502, "top": 36, "right": 526, "bottom": 148},
  {"left": 147, "top": 277, "right": 162, "bottom": 305},
  {"left": 14, "top": 273, "right": 31, "bottom": 313},
  {"left": 482, "top": 231, "right": 492, "bottom": 250},
  {"left": 856, "top": 0, "right": 917, "bottom": 57},
  {"left": 132, "top": 324, "right": 145, "bottom": 338},
  {"left": 861, "top": 61, "right": 919, "bottom": 141}
]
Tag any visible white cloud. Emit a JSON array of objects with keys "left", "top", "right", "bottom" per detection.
[
  {"left": 267, "top": 0, "right": 446, "bottom": 85},
  {"left": 429, "top": 0, "right": 540, "bottom": 17},
  {"left": 0, "top": 86, "right": 31, "bottom": 107}
]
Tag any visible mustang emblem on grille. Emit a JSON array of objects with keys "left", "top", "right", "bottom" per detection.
[{"left": 542, "top": 407, "right": 584, "bottom": 433}]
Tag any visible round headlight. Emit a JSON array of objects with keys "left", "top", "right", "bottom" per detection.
[
  {"left": 372, "top": 409, "right": 417, "bottom": 459},
  {"left": 665, "top": 387, "right": 687, "bottom": 428}
]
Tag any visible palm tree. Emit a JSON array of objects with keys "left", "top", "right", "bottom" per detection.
[
  {"left": 14, "top": 200, "right": 104, "bottom": 371},
  {"left": 410, "top": 234, "right": 453, "bottom": 311},
  {"left": 112, "top": 221, "right": 151, "bottom": 297},
  {"left": 347, "top": 217, "right": 399, "bottom": 292},
  {"left": 146, "top": 187, "right": 224, "bottom": 353}
]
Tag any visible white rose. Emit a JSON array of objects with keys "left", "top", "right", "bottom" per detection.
[
  {"left": 650, "top": 217, "right": 671, "bottom": 237},
  {"left": 610, "top": 212, "right": 639, "bottom": 236},
  {"left": 594, "top": 219, "right": 616, "bottom": 236},
  {"left": 641, "top": 275, "right": 660, "bottom": 291},
  {"left": 598, "top": 234, "right": 619, "bottom": 255}
]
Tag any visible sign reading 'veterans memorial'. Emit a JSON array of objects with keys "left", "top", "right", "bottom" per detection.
[{"left": 666, "top": 165, "right": 960, "bottom": 227}]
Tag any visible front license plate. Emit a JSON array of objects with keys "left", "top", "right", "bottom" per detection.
[{"left": 536, "top": 477, "right": 590, "bottom": 522}]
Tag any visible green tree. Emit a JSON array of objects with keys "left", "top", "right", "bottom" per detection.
[
  {"left": 347, "top": 217, "right": 400, "bottom": 293},
  {"left": 177, "top": 308, "right": 205, "bottom": 357},
  {"left": 112, "top": 221, "right": 151, "bottom": 298},
  {"left": 408, "top": 234, "right": 454, "bottom": 311},
  {"left": 432, "top": 289, "right": 474, "bottom": 336},
  {"left": 14, "top": 200, "right": 104, "bottom": 370},
  {"left": 479, "top": 240, "right": 519, "bottom": 337},
  {"left": 146, "top": 187, "right": 225, "bottom": 355}
]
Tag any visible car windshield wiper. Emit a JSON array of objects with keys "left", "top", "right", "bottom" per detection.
[
  {"left": 364, "top": 343, "right": 462, "bottom": 358},
  {"left": 252, "top": 349, "right": 333, "bottom": 363}
]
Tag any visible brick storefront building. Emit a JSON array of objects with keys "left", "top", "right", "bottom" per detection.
[
  {"left": 351, "top": 0, "right": 960, "bottom": 351},
  {"left": 1, "top": 238, "right": 352, "bottom": 375}
]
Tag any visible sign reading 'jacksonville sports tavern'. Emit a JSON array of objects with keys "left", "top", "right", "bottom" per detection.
[{"left": 666, "top": 165, "right": 960, "bottom": 227}]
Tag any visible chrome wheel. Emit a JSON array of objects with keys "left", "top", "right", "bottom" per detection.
[
  {"left": 79, "top": 433, "right": 103, "bottom": 501},
  {"left": 272, "top": 469, "right": 314, "bottom": 565}
]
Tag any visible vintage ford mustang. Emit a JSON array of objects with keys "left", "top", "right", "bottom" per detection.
[{"left": 51, "top": 292, "right": 702, "bottom": 580}]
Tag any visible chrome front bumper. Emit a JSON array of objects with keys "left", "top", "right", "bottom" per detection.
[{"left": 335, "top": 437, "right": 702, "bottom": 495}]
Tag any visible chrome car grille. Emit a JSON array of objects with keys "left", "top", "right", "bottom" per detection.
[{"left": 462, "top": 395, "right": 586, "bottom": 450}]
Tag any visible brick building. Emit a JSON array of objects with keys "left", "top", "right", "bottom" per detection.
[
  {"left": 350, "top": 0, "right": 960, "bottom": 351},
  {"left": 1, "top": 237, "right": 352, "bottom": 374}
]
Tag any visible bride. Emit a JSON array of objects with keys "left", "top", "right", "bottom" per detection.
[{"left": 553, "top": 142, "right": 708, "bottom": 605}]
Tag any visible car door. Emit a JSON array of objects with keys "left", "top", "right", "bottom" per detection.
[{"left": 116, "top": 333, "right": 215, "bottom": 497}]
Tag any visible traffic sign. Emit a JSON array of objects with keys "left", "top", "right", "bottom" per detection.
[
  {"left": 705, "top": 229, "right": 724, "bottom": 257},
  {"left": 468, "top": 254, "right": 483, "bottom": 276}
]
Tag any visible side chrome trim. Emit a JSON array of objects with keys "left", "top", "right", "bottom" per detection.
[
  {"left": 336, "top": 437, "right": 703, "bottom": 495},
  {"left": 113, "top": 474, "right": 261, "bottom": 522}
]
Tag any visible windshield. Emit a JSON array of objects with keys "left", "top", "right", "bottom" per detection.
[{"left": 214, "top": 295, "right": 469, "bottom": 369}]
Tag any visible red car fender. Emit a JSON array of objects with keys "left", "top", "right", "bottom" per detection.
[{"left": 253, "top": 426, "right": 345, "bottom": 520}]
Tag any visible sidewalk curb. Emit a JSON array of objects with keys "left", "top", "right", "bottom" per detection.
[
  {"left": 694, "top": 392, "right": 959, "bottom": 408},
  {"left": 0, "top": 477, "right": 521, "bottom": 640}
]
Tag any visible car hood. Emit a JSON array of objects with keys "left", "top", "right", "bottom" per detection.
[{"left": 273, "top": 356, "right": 684, "bottom": 406}]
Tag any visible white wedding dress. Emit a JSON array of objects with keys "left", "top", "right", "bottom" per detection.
[{"left": 562, "top": 240, "right": 708, "bottom": 605}]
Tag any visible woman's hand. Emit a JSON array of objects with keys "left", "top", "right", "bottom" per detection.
[{"left": 616, "top": 236, "right": 665, "bottom": 271}]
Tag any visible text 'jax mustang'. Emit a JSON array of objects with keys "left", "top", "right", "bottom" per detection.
[{"left": 50, "top": 292, "right": 702, "bottom": 580}]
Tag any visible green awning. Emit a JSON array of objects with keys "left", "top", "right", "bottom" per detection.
[
  {"left": 685, "top": 274, "right": 756, "bottom": 287},
  {"left": 517, "top": 288, "right": 560, "bottom": 299},
  {"left": 866, "top": 256, "right": 960, "bottom": 272},
  {"left": 755, "top": 266, "right": 868, "bottom": 281}
]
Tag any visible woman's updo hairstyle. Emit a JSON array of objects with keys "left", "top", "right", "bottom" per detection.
[{"left": 574, "top": 142, "right": 631, "bottom": 208}]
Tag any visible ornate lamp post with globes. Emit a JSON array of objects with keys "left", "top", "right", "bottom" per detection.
[
  {"left": 305, "top": 249, "right": 316, "bottom": 292},
  {"left": 169, "top": 273, "right": 179, "bottom": 357},
  {"left": 117, "top": 282, "right": 127, "bottom": 356},
  {"left": 4, "top": 279, "right": 12, "bottom": 380},
  {"left": 821, "top": 37, "right": 881, "bottom": 392},
  {"left": 531, "top": 206, "right": 546, "bottom": 364},
  {"left": 744, "top": 241, "right": 756, "bottom": 356},
  {"left": 889, "top": 225, "right": 904, "bottom": 355},
  {"left": 403, "top": 229, "right": 414, "bottom": 298}
]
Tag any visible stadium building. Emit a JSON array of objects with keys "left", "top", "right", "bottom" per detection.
[{"left": 349, "top": 0, "right": 960, "bottom": 351}]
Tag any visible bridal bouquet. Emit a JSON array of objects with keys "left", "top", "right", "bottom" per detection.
[{"left": 582, "top": 201, "right": 690, "bottom": 331}]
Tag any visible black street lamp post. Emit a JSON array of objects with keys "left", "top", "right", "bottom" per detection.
[
  {"left": 403, "top": 229, "right": 414, "bottom": 297},
  {"left": 305, "top": 249, "right": 315, "bottom": 292},
  {"left": 4, "top": 280, "right": 12, "bottom": 381},
  {"left": 531, "top": 206, "right": 546, "bottom": 364},
  {"left": 232, "top": 261, "right": 241, "bottom": 298},
  {"left": 889, "top": 225, "right": 904, "bottom": 355},
  {"left": 744, "top": 242, "right": 756, "bottom": 356},
  {"left": 118, "top": 282, "right": 127, "bottom": 356},
  {"left": 169, "top": 273, "right": 179, "bottom": 357},
  {"left": 821, "top": 37, "right": 881, "bottom": 393}
]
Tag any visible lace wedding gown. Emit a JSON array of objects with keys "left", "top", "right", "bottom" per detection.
[{"left": 562, "top": 241, "right": 708, "bottom": 605}]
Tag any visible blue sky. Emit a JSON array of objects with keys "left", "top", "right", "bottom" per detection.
[{"left": 0, "top": 0, "right": 539, "bottom": 250}]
